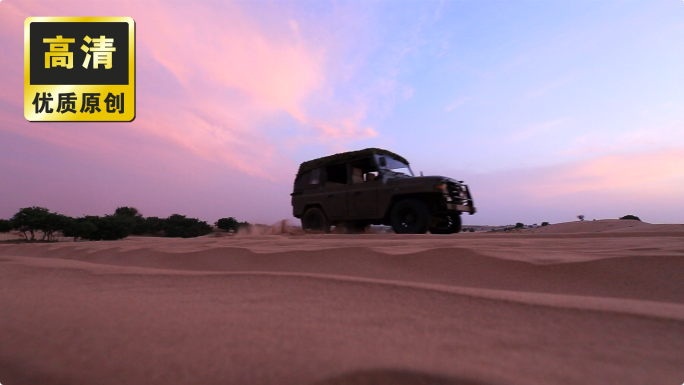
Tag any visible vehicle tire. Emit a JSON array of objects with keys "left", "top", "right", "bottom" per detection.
[
  {"left": 390, "top": 199, "right": 430, "bottom": 234},
  {"left": 430, "top": 213, "right": 462, "bottom": 234},
  {"left": 301, "top": 207, "right": 331, "bottom": 233}
]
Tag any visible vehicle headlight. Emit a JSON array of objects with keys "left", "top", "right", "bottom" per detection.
[{"left": 434, "top": 183, "right": 447, "bottom": 193}]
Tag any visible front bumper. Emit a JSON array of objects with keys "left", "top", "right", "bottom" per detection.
[{"left": 447, "top": 203, "right": 477, "bottom": 215}]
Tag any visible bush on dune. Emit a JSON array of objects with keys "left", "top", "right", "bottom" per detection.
[
  {"left": 63, "top": 215, "right": 135, "bottom": 241},
  {"left": 162, "top": 214, "right": 212, "bottom": 238},
  {"left": 114, "top": 206, "right": 141, "bottom": 218},
  {"left": 10, "top": 206, "right": 71, "bottom": 241},
  {"left": 92, "top": 215, "right": 136, "bottom": 240},
  {"left": 6, "top": 206, "right": 224, "bottom": 241},
  {"left": 0, "top": 219, "right": 13, "bottom": 233},
  {"left": 215, "top": 217, "right": 251, "bottom": 233},
  {"left": 619, "top": 215, "right": 641, "bottom": 221},
  {"left": 39, "top": 212, "right": 72, "bottom": 241},
  {"left": 140, "top": 216, "right": 165, "bottom": 235},
  {"left": 113, "top": 206, "right": 147, "bottom": 235},
  {"left": 63, "top": 217, "right": 97, "bottom": 241},
  {"left": 11, "top": 206, "right": 49, "bottom": 240}
]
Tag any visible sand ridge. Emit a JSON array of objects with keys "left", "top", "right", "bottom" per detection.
[{"left": 0, "top": 221, "right": 682, "bottom": 384}]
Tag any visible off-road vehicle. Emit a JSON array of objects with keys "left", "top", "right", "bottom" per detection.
[{"left": 291, "top": 148, "right": 476, "bottom": 234}]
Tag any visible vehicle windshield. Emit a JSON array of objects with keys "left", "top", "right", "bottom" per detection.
[{"left": 375, "top": 154, "right": 414, "bottom": 177}]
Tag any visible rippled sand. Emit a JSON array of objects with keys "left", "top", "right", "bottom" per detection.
[{"left": 1, "top": 220, "right": 682, "bottom": 385}]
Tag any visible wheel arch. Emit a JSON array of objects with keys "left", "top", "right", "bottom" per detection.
[
  {"left": 301, "top": 203, "right": 328, "bottom": 219},
  {"left": 301, "top": 205, "right": 332, "bottom": 233}
]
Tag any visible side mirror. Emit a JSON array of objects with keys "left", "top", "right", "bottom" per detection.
[{"left": 378, "top": 157, "right": 387, "bottom": 167}]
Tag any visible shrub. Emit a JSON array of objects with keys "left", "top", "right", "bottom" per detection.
[
  {"left": 514, "top": 222, "right": 525, "bottom": 229},
  {"left": 0, "top": 219, "right": 13, "bottom": 233},
  {"left": 577, "top": 215, "right": 585, "bottom": 221},
  {"left": 39, "top": 212, "right": 71, "bottom": 241},
  {"left": 140, "top": 216, "right": 164, "bottom": 235},
  {"left": 114, "top": 206, "right": 142, "bottom": 218},
  {"left": 96, "top": 215, "right": 135, "bottom": 240},
  {"left": 114, "top": 207, "right": 148, "bottom": 235},
  {"left": 63, "top": 215, "right": 134, "bottom": 241},
  {"left": 619, "top": 215, "right": 641, "bottom": 221},
  {"left": 10, "top": 206, "right": 71, "bottom": 241},
  {"left": 216, "top": 217, "right": 238, "bottom": 231},
  {"left": 541, "top": 222, "right": 549, "bottom": 227},
  {"left": 162, "top": 214, "right": 212, "bottom": 238},
  {"left": 11, "top": 206, "right": 49, "bottom": 240},
  {"left": 215, "top": 217, "right": 251, "bottom": 232},
  {"left": 63, "top": 217, "right": 98, "bottom": 241}
]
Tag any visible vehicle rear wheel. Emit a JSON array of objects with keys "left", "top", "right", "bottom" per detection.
[
  {"left": 301, "top": 207, "right": 330, "bottom": 233},
  {"left": 390, "top": 199, "right": 430, "bottom": 234},
  {"left": 430, "top": 213, "right": 462, "bottom": 234}
]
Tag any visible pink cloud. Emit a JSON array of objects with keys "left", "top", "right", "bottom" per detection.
[
  {"left": 140, "top": 3, "right": 322, "bottom": 117},
  {"left": 439, "top": 147, "right": 684, "bottom": 225},
  {"left": 137, "top": 2, "right": 377, "bottom": 142},
  {"left": 0, "top": 0, "right": 377, "bottom": 182},
  {"left": 525, "top": 147, "right": 684, "bottom": 197}
]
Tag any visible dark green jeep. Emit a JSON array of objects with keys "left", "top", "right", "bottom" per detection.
[{"left": 291, "top": 148, "right": 476, "bottom": 234}]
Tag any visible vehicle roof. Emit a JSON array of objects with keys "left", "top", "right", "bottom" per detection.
[{"left": 296, "top": 147, "right": 409, "bottom": 177}]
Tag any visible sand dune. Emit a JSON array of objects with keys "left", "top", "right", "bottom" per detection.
[
  {"left": 0, "top": 222, "right": 682, "bottom": 384},
  {"left": 525, "top": 218, "right": 684, "bottom": 234}
]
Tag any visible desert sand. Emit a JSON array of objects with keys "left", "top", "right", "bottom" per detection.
[{"left": 0, "top": 219, "right": 682, "bottom": 385}]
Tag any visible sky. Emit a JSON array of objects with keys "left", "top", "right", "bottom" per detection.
[{"left": 1, "top": 0, "right": 683, "bottom": 226}]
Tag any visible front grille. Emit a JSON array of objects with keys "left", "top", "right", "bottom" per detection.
[{"left": 447, "top": 183, "right": 471, "bottom": 205}]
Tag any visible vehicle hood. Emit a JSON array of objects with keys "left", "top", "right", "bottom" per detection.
[{"left": 386, "top": 175, "right": 466, "bottom": 186}]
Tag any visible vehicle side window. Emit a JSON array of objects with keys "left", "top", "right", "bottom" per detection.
[
  {"left": 349, "top": 159, "right": 379, "bottom": 183},
  {"left": 325, "top": 163, "right": 347, "bottom": 185},
  {"left": 294, "top": 171, "right": 310, "bottom": 190},
  {"left": 294, "top": 168, "right": 322, "bottom": 190},
  {"left": 309, "top": 168, "right": 320, "bottom": 185}
]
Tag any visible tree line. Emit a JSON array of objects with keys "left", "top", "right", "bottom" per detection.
[{"left": 0, "top": 206, "right": 251, "bottom": 241}]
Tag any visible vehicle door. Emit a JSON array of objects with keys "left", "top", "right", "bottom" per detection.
[
  {"left": 348, "top": 162, "right": 381, "bottom": 219},
  {"left": 292, "top": 168, "right": 324, "bottom": 216},
  {"left": 321, "top": 163, "right": 349, "bottom": 220}
]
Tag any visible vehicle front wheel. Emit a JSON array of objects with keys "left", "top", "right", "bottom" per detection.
[
  {"left": 430, "top": 213, "right": 462, "bottom": 234},
  {"left": 301, "top": 207, "right": 331, "bottom": 233},
  {"left": 390, "top": 199, "right": 430, "bottom": 234}
]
